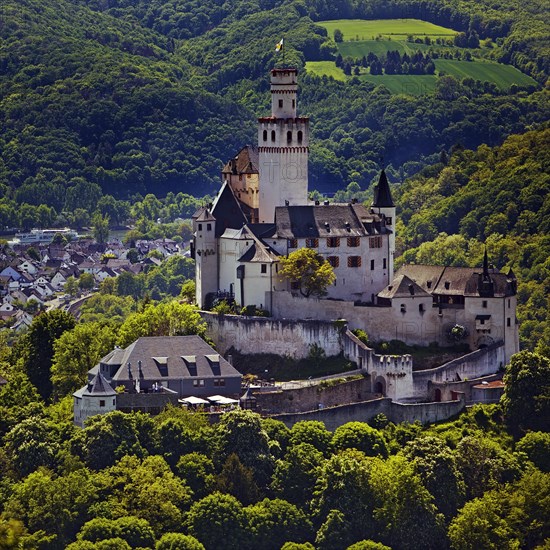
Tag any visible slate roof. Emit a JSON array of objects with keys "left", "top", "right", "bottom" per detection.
[
  {"left": 94, "top": 336, "right": 242, "bottom": 383},
  {"left": 274, "top": 204, "right": 389, "bottom": 239},
  {"left": 74, "top": 373, "right": 117, "bottom": 398},
  {"left": 211, "top": 181, "right": 248, "bottom": 237},
  {"left": 378, "top": 274, "right": 431, "bottom": 299},
  {"left": 194, "top": 207, "right": 216, "bottom": 223},
  {"left": 372, "top": 169, "right": 394, "bottom": 208},
  {"left": 222, "top": 145, "right": 259, "bottom": 175},
  {"left": 395, "top": 265, "right": 517, "bottom": 298}
]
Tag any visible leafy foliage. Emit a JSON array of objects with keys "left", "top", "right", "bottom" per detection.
[{"left": 279, "top": 248, "right": 336, "bottom": 298}]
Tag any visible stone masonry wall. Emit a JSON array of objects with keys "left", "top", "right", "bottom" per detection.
[
  {"left": 253, "top": 376, "right": 374, "bottom": 414},
  {"left": 201, "top": 311, "right": 343, "bottom": 357},
  {"left": 271, "top": 396, "right": 465, "bottom": 431}
]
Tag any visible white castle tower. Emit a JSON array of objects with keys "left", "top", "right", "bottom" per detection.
[
  {"left": 371, "top": 169, "right": 396, "bottom": 281},
  {"left": 258, "top": 68, "right": 309, "bottom": 223}
]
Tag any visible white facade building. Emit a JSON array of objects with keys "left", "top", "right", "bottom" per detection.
[{"left": 193, "top": 67, "right": 518, "bottom": 364}]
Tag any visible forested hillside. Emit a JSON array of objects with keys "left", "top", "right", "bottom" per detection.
[
  {"left": 1, "top": 0, "right": 548, "bottom": 212},
  {"left": 394, "top": 127, "right": 550, "bottom": 353}
]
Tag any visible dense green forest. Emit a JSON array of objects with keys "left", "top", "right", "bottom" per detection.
[
  {"left": 0, "top": 305, "right": 549, "bottom": 548},
  {"left": 1, "top": 0, "right": 548, "bottom": 210},
  {"left": 393, "top": 128, "right": 550, "bottom": 353}
]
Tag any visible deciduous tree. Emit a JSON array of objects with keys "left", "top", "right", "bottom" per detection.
[{"left": 279, "top": 248, "right": 335, "bottom": 298}]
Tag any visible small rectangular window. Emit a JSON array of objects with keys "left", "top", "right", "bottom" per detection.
[
  {"left": 261, "top": 264, "right": 267, "bottom": 274},
  {"left": 369, "top": 236, "right": 382, "bottom": 248},
  {"left": 348, "top": 256, "right": 361, "bottom": 268},
  {"left": 370, "top": 259, "right": 375, "bottom": 270},
  {"left": 328, "top": 256, "right": 339, "bottom": 268},
  {"left": 306, "top": 238, "right": 319, "bottom": 248},
  {"left": 347, "top": 236, "right": 360, "bottom": 247},
  {"left": 327, "top": 237, "right": 340, "bottom": 247},
  {"left": 507, "top": 318, "right": 511, "bottom": 327},
  {"left": 386, "top": 217, "right": 392, "bottom": 225},
  {"left": 278, "top": 99, "right": 283, "bottom": 108},
  {"left": 482, "top": 300, "right": 488, "bottom": 308},
  {"left": 383, "top": 258, "right": 387, "bottom": 269},
  {"left": 99, "top": 400, "right": 105, "bottom": 407},
  {"left": 207, "top": 223, "right": 212, "bottom": 231},
  {"left": 198, "top": 223, "right": 202, "bottom": 231},
  {"left": 292, "top": 99, "right": 296, "bottom": 108},
  {"left": 193, "top": 379, "right": 204, "bottom": 387},
  {"left": 419, "top": 303, "right": 425, "bottom": 313},
  {"left": 288, "top": 239, "right": 298, "bottom": 248}
]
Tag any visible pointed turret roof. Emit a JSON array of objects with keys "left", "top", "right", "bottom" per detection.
[
  {"left": 211, "top": 181, "right": 247, "bottom": 237},
  {"left": 73, "top": 373, "right": 116, "bottom": 398},
  {"left": 372, "top": 170, "right": 394, "bottom": 208}
]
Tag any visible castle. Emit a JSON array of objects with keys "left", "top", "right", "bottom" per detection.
[{"left": 193, "top": 67, "right": 519, "bottom": 370}]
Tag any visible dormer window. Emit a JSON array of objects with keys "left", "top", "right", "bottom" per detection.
[{"left": 444, "top": 281, "right": 450, "bottom": 290}]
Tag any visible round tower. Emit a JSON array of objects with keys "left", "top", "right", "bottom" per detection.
[
  {"left": 193, "top": 207, "right": 218, "bottom": 308},
  {"left": 258, "top": 68, "right": 309, "bottom": 223}
]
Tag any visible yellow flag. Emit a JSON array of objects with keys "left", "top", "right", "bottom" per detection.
[{"left": 275, "top": 38, "right": 284, "bottom": 52}]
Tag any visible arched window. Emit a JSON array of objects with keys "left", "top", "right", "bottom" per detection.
[
  {"left": 287, "top": 130, "right": 292, "bottom": 143},
  {"left": 271, "top": 130, "right": 275, "bottom": 142},
  {"left": 263, "top": 130, "right": 267, "bottom": 141},
  {"left": 297, "top": 130, "right": 303, "bottom": 144}
]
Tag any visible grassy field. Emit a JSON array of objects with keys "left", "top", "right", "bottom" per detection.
[
  {"left": 305, "top": 61, "right": 347, "bottom": 81},
  {"left": 434, "top": 59, "right": 538, "bottom": 90},
  {"left": 318, "top": 19, "right": 458, "bottom": 40},
  {"left": 358, "top": 74, "right": 437, "bottom": 95},
  {"left": 338, "top": 39, "right": 439, "bottom": 58},
  {"left": 306, "top": 59, "right": 536, "bottom": 95}
]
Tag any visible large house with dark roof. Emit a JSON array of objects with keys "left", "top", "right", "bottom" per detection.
[
  {"left": 73, "top": 335, "right": 243, "bottom": 426},
  {"left": 192, "top": 67, "right": 519, "bottom": 366}
]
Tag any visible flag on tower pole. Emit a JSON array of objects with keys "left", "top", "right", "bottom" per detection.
[{"left": 275, "top": 38, "right": 284, "bottom": 52}]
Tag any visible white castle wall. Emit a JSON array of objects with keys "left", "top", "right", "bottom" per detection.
[{"left": 201, "top": 312, "right": 343, "bottom": 358}]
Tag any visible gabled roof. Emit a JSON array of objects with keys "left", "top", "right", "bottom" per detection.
[
  {"left": 238, "top": 241, "right": 279, "bottom": 263},
  {"left": 222, "top": 145, "right": 259, "bottom": 175},
  {"left": 372, "top": 169, "right": 395, "bottom": 208},
  {"left": 211, "top": 181, "right": 248, "bottom": 237},
  {"left": 396, "top": 264, "right": 517, "bottom": 298},
  {"left": 194, "top": 207, "right": 216, "bottom": 223},
  {"left": 274, "top": 204, "right": 388, "bottom": 239},
  {"left": 378, "top": 274, "right": 431, "bottom": 299},
  {"left": 94, "top": 336, "right": 241, "bottom": 383}
]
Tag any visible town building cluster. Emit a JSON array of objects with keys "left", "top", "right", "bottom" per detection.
[{"left": 0, "top": 236, "right": 182, "bottom": 328}]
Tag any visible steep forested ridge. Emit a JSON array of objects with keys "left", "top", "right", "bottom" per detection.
[
  {"left": 394, "top": 127, "right": 550, "bottom": 353},
  {"left": 1, "top": 0, "right": 548, "bottom": 209}
]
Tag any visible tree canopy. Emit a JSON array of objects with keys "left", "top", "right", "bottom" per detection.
[{"left": 279, "top": 248, "right": 336, "bottom": 298}]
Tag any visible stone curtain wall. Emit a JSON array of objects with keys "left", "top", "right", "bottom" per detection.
[
  {"left": 271, "top": 292, "right": 467, "bottom": 347},
  {"left": 271, "top": 396, "right": 465, "bottom": 430},
  {"left": 200, "top": 312, "right": 343, "bottom": 357},
  {"left": 411, "top": 342, "right": 505, "bottom": 400},
  {"left": 253, "top": 377, "right": 375, "bottom": 414}
]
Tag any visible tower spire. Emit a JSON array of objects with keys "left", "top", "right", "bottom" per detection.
[{"left": 372, "top": 169, "right": 394, "bottom": 208}]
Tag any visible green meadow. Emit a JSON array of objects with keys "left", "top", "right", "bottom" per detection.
[
  {"left": 358, "top": 74, "right": 437, "bottom": 95},
  {"left": 306, "top": 58, "right": 535, "bottom": 95},
  {"left": 338, "top": 39, "right": 440, "bottom": 58},
  {"left": 434, "top": 59, "right": 537, "bottom": 90},
  {"left": 305, "top": 61, "right": 347, "bottom": 81},
  {"left": 318, "top": 19, "right": 458, "bottom": 40}
]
